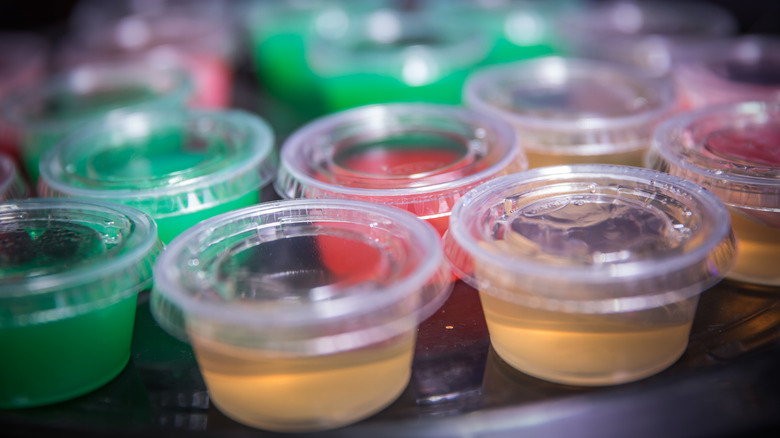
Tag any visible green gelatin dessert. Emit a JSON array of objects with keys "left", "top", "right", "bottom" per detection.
[
  {"left": 0, "top": 199, "right": 160, "bottom": 408},
  {"left": 38, "top": 108, "right": 277, "bottom": 244}
]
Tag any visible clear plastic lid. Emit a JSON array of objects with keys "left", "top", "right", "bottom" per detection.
[
  {"left": 275, "top": 103, "right": 525, "bottom": 219},
  {"left": 2, "top": 61, "right": 192, "bottom": 133},
  {"left": 0, "top": 152, "right": 28, "bottom": 201},
  {"left": 674, "top": 36, "right": 780, "bottom": 107},
  {"left": 307, "top": 7, "right": 490, "bottom": 82},
  {"left": 38, "top": 109, "right": 277, "bottom": 218},
  {"left": 443, "top": 164, "right": 736, "bottom": 313},
  {"left": 463, "top": 57, "right": 676, "bottom": 157},
  {"left": 151, "top": 198, "right": 452, "bottom": 355},
  {"left": 648, "top": 101, "right": 780, "bottom": 213},
  {"left": 0, "top": 198, "right": 161, "bottom": 328},
  {"left": 555, "top": 0, "right": 737, "bottom": 76}
]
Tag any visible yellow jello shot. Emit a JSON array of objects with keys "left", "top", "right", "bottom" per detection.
[
  {"left": 150, "top": 199, "right": 452, "bottom": 432},
  {"left": 463, "top": 56, "right": 676, "bottom": 169},
  {"left": 443, "top": 164, "right": 735, "bottom": 386},
  {"left": 648, "top": 101, "right": 780, "bottom": 286}
]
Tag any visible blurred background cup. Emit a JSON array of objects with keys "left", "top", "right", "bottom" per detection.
[
  {"left": 444, "top": 164, "right": 736, "bottom": 386},
  {"left": 0, "top": 32, "right": 48, "bottom": 174},
  {"left": 648, "top": 101, "right": 780, "bottom": 287},
  {"left": 0, "top": 152, "right": 29, "bottom": 201},
  {"left": 1, "top": 61, "right": 192, "bottom": 184},
  {"left": 275, "top": 102, "right": 526, "bottom": 236},
  {"left": 244, "top": 0, "right": 389, "bottom": 118},
  {"left": 555, "top": 0, "right": 737, "bottom": 78},
  {"left": 307, "top": 5, "right": 491, "bottom": 111},
  {"left": 38, "top": 108, "right": 277, "bottom": 244},
  {"left": 150, "top": 198, "right": 453, "bottom": 432},
  {"left": 0, "top": 198, "right": 161, "bottom": 408},
  {"left": 673, "top": 35, "right": 780, "bottom": 109},
  {"left": 60, "top": 0, "right": 238, "bottom": 109},
  {"left": 463, "top": 56, "right": 676, "bottom": 169}
]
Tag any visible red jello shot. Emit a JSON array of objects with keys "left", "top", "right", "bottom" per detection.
[
  {"left": 674, "top": 35, "right": 780, "bottom": 109},
  {"left": 275, "top": 103, "right": 526, "bottom": 236},
  {"left": 0, "top": 152, "right": 29, "bottom": 201},
  {"left": 648, "top": 101, "right": 780, "bottom": 286},
  {"left": 61, "top": 0, "right": 237, "bottom": 109}
]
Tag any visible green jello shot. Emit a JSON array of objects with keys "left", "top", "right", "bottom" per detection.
[
  {"left": 0, "top": 198, "right": 161, "bottom": 408},
  {"left": 308, "top": 7, "right": 491, "bottom": 111},
  {"left": 1, "top": 62, "right": 192, "bottom": 183},
  {"left": 38, "top": 109, "right": 277, "bottom": 244}
]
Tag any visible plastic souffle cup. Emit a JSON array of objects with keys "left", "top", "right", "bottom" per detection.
[
  {"left": 673, "top": 35, "right": 780, "bottom": 109},
  {"left": 647, "top": 101, "right": 780, "bottom": 287},
  {"left": 275, "top": 103, "right": 526, "bottom": 236},
  {"left": 37, "top": 108, "right": 277, "bottom": 244},
  {"left": 0, "top": 152, "right": 29, "bottom": 201},
  {"left": 307, "top": 6, "right": 491, "bottom": 111},
  {"left": 150, "top": 198, "right": 453, "bottom": 432},
  {"left": 1, "top": 62, "right": 192, "bottom": 184},
  {"left": 464, "top": 56, "right": 677, "bottom": 170},
  {"left": 0, "top": 198, "right": 161, "bottom": 408},
  {"left": 554, "top": 0, "right": 737, "bottom": 78},
  {"left": 443, "top": 164, "right": 736, "bottom": 386}
]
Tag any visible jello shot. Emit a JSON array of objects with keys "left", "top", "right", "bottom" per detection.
[
  {"left": 555, "top": 0, "right": 737, "bottom": 77},
  {"left": 0, "top": 198, "right": 161, "bottom": 408},
  {"left": 648, "top": 101, "right": 780, "bottom": 287},
  {"left": 0, "top": 32, "right": 47, "bottom": 167},
  {"left": 275, "top": 103, "right": 526, "bottom": 235},
  {"left": 0, "top": 152, "right": 28, "bottom": 201},
  {"left": 151, "top": 199, "right": 452, "bottom": 432},
  {"left": 2, "top": 62, "right": 192, "bottom": 183},
  {"left": 464, "top": 56, "right": 676, "bottom": 169},
  {"left": 673, "top": 36, "right": 780, "bottom": 109},
  {"left": 62, "top": 0, "right": 237, "bottom": 109},
  {"left": 308, "top": 6, "right": 491, "bottom": 111},
  {"left": 38, "top": 108, "right": 277, "bottom": 244},
  {"left": 443, "top": 164, "right": 736, "bottom": 386}
]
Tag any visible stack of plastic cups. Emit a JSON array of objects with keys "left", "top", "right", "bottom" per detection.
[
  {"left": 673, "top": 36, "right": 780, "bottom": 110},
  {"left": 275, "top": 103, "right": 526, "bottom": 236},
  {"left": 38, "top": 108, "right": 277, "bottom": 244},
  {"left": 0, "top": 152, "right": 29, "bottom": 201},
  {"left": 0, "top": 33, "right": 48, "bottom": 174},
  {"left": 307, "top": 6, "right": 492, "bottom": 111},
  {"left": 62, "top": 0, "right": 238, "bottom": 109},
  {"left": 0, "top": 198, "right": 161, "bottom": 408},
  {"left": 150, "top": 199, "right": 453, "bottom": 431},
  {"left": 444, "top": 165, "right": 736, "bottom": 386},
  {"left": 464, "top": 56, "right": 676, "bottom": 169},
  {"left": 2, "top": 62, "right": 192, "bottom": 184},
  {"left": 648, "top": 101, "right": 780, "bottom": 287},
  {"left": 554, "top": 0, "right": 737, "bottom": 78}
]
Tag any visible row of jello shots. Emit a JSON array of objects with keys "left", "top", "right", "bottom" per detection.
[{"left": 1, "top": 1, "right": 779, "bottom": 434}]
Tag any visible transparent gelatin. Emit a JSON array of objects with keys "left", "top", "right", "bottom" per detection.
[
  {"left": 444, "top": 164, "right": 735, "bottom": 385},
  {"left": 151, "top": 199, "right": 452, "bottom": 431},
  {"left": 463, "top": 57, "right": 676, "bottom": 169},
  {"left": 648, "top": 101, "right": 780, "bottom": 286},
  {"left": 0, "top": 198, "right": 160, "bottom": 408},
  {"left": 38, "top": 108, "right": 277, "bottom": 243},
  {"left": 275, "top": 103, "right": 525, "bottom": 236}
]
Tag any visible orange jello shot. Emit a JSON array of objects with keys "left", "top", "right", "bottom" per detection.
[
  {"left": 444, "top": 164, "right": 735, "bottom": 386},
  {"left": 150, "top": 199, "right": 452, "bottom": 432},
  {"left": 463, "top": 56, "right": 676, "bottom": 169},
  {"left": 275, "top": 103, "right": 526, "bottom": 236},
  {"left": 648, "top": 101, "right": 780, "bottom": 286}
]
